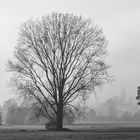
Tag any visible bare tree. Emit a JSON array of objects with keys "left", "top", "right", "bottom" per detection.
[{"left": 7, "top": 13, "right": 111, "bottom": 130}]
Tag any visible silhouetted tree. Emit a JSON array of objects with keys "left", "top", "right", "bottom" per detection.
[
  {"left": 7, "top": 13, "right": 111, "bottom": 129},
  {"left": 136, "top": 86, "right": 140, "bottom": 105}
]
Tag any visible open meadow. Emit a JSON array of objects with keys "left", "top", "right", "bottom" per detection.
[{"left": 1, "top": 123, "right": 140, "bottom": 140}]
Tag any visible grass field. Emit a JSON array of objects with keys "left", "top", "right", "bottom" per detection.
[{"left": 0, "top": 124, "right": 140, "bottom": 140}]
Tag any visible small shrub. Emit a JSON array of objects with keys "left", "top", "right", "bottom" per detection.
[{"left": 45, "top": 121, "right": 56, "bottom": 130}]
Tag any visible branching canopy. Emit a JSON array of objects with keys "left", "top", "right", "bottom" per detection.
[{"left": 7, "top": 13, "right": 111, "bottom": 124}]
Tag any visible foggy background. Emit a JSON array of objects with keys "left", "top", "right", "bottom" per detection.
[
  {"left": 0, "top": 0, "right": 140, "bottom": 117},
  {"left": 0, "top": 89, "right": 140, "bottom": 125}
]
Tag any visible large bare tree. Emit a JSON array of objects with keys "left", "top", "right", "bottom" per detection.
[{"left": 7, "top": 13, "right": 111, "bottom": 129}]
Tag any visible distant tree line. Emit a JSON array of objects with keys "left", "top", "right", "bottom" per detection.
[
  {"left": 0, "top": 92, "right": 140, "bottom": 125},
  {"left": 0, "top": 98, "right": 77, "bottom": 125},
  {"left": 86, "top": 93, "right": 140, "bottom": 122},
  {"left": 1, "top": 98, "right": 46, "bottom": 125},
  {"left": 86, "top": 109, "right": 140, "bottom": 122}
]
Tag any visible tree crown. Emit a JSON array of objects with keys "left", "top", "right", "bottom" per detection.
[{"left": 7, "top": 13, "right": 111, "bottom": 124}]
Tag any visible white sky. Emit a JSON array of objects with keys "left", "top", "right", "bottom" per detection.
[{"left": 0, "top": 0, "right": 140, "bottom": 105}]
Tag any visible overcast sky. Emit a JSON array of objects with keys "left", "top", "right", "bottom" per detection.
[{"left": 0, "top": 0, "right": 140, "bottom": 105}]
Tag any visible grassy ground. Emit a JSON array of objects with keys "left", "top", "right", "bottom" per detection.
[{"left": 0, "top": 125, "right": 140, "bottom": 140}]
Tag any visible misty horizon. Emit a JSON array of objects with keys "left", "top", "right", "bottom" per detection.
[{"left": 0, "top": 88, "right": 139, "bottom": 125}]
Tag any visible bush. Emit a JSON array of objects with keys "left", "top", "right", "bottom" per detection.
[{"left": 45, "top": 121, "right": 56, "bottom": 130}]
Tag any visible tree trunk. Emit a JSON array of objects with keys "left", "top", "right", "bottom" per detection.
[{"left": 56, "top": 104, "right": 63, "bottom": 130}]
